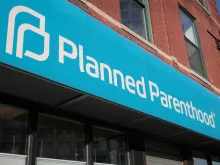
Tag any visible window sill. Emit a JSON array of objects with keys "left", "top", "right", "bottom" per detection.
[
  {"left": 121, "top": 24, "right": 157, "bottom": 52},
  {"left": 195, "top": 0, "right": 211, "bottom": 16},
  {"left": 79, "top": 0, "right": 87, "bottom": 4},
  {"left": 190, "top": 70, "right": 210, "bottom": 86}
]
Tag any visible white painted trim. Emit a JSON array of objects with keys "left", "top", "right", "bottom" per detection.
[
  {"left": 156, "top": 48, "right": 173, "bottom": 61},
  {"left": 94, "top": 163, "right": 117, "bottom": 165},
  {"left": 211, "top": 16, "right": 220, "bottom": 28},
  {"left": 121, "top": 24, "right": 157, "bottom": 51},
  {"left": 194, "top": 0, "right": 220, "bottom": 29},
  {"left": 79, "top": 0, "right": 87, "bottom": 4},
  {"left": 0, "top": 153, "right": 27, "bottom": 158},
  {"left": 190, "top": 70, "right": 211, "bottom": 85},
  {"left": 73, "top": 0, "right": 220, "bottom": 95},
  {"left": 191, "top": 70, "right": 220, "bottom": 93},
  {"left": 37, "top": 157, "right": 86, "bottom": 165},
  {"left": 195, "top": 0, "right": 211, "bottom": 15}
]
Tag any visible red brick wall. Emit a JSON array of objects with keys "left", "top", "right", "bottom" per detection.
[
  {"left": 87, "top": 0, "right": 121, "bottom": 22},
  {"left": 207, "top": 0, "right": 220, "bottom": 23},
  {"left": 149, "top": 0, "right": 220, "bottom": 89},
  {"left": 146, "top": 0, "right": 220, "bottom": 91},
  {"left": 70, "top": 0, "right": 220, "bottom": 93},
  {"left": 148, "top": 0, "right": 171, "bottom": 55}
]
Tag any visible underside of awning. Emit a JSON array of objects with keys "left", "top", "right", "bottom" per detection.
[{"left": 0, "top": 63, "right": 219, "bottom": 154}]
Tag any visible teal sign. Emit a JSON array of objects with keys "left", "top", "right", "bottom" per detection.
[{"left": 0, "top": 0, "right": 220, "bottom": 139}]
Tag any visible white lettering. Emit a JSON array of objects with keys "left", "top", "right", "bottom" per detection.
[
  {"left": 160, "top": 91, "right": 169, "bottom": 108},
  {"left": 86, "top": 56, "right": 99, "bottom": 78},
  {"left": 113, "top": 69, "right": 125, "bottom": 90},
  {"left": 149, "top": 81, "right": 159, "bottom": 101},
  {"left": 6, "top": 6, "right": 50, "bottom": 61},
  {"left": 59, "top": 36, "right": 77, "bottom": 64},
  {"left": 125, "top": 75, "right": 136, "bottom": 94},
  {"left": 136, "top": 77, "right": 147, "bottom": 98},
  {"left": 100, "top": 63, "right": 113, "bottom": 84},
  {"left": 173, "top": 98, "right": 181, "bottom": 113}
]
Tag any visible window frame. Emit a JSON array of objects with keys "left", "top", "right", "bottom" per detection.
[
  {"left": 36, "top": 113, "right": 86, "bottom": 162},
  {"left": 179, "top": 6, "right": 208, "bottom": 79},
  {"left": 120, "top": 0, "right": 153, "bottom": 43},
  {"left": 198, "top": 0, "right": 207, "bottom": 9},
  {"left": 92, "top": 126, "right": 127, "bottom": 165}
]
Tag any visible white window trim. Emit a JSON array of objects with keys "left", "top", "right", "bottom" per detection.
[
  {"left": 190, "top": 70, "right": 211, "bottom": 86},
  {"left": 121, "top": 24, "right": 157, "bottom": 51},
  {"left": 195, "top": 0, "right": 211, "bottom": 15}
]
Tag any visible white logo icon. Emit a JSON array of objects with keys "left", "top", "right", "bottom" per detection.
[{"left": 6, "top": 6, "right": 50, "bottom": 61}]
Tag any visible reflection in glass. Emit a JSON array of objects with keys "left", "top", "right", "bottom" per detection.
[
  {"left": 193, "top": 158, "right": 208, "bottom": 165},
  {"left": 0, "top": 105, "right": 28, "bottom": 165},
  {"left": 212, "top": 155, "right": 220, "bottom": 165},
  {"left": 0, "top": 105, "right": 28, "bottom": 155},
  {"left": 120, "top": 0, "right": 147, "bottom": 39},
  {"left": 213, "top": 162, "right": 220, "bottom": 165},
  {"left": 179, "top": 9, "right": 206, "bottom": 77},
  {"left": 180, "top": 10, "right": 197, "bottom": 46},
  {"left": 186, "top": 40, "right": 205, "bottom": 77},
  {"left": 193, "top": 151, "right": 208, "bottom": 165},
  {"left": 93, "top": 127, "right": 127, "bottom": 165},
  {"left": 37, "top": 115, "right": 85, "bottom": 163}
]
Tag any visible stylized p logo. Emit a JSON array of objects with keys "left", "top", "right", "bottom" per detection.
[{"left": 6, "top": 6, "right": 50, "bottom": 61}]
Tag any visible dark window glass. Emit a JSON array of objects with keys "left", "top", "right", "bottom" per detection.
[
  {"left": 180, "top": 8, "right": 206, "bottom": 77},
  {"left": 0, "top": 105, "right": 28, "bottom": 155},
  {"left": 186, "top": 39, "right": 205, "bottom": 77},
  {"left": 212, "top": 155, "right": 220, "bottom": 165},
  {"left": 192, "top": 150, "right": 208, "bottom": 165},
  {"left": 93, "top": 127, "right": 127, "bottom": 165},
  {"left": 145, "top": 138, "right": 182, "bottom": 164},
  {"left": 180, "top": 10, "right": 198, "bottom": 45},
  {"left": 37, "top": 115, "right": 85, "bottom": 162},
  {"left": 120, "top": 0, "right": 147, "bottom": 39},
  {"left": 198, "top": 0, "right": 206, "bottom": 7}
]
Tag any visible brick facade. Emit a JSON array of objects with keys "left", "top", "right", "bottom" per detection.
[
  {"left": 87, "top": 0, "right": 121, "bottom": 21},
  {"left": 69, "top": 0, "right": 220, "bottom": 95}
]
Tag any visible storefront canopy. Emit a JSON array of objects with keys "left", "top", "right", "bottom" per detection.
[
  {"left": 0, "top": 0, "right": 220, "bottom": 140},
  {"left": 1, "top": 64, "right": 220, "bottom": 154}
]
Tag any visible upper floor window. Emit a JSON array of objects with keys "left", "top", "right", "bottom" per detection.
[
  {"left": 120, "top": 0, "right": 149, "bottom": 40},
  {"left": 198, "top": 0, "right": 207, "bottom": 8},
  {"left": 179, "top": 8, "right": 207, "bottom": 78}
]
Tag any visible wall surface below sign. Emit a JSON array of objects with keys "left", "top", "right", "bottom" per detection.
[{"left": 0, "top": 0, "right": 220, "bottom": 140}]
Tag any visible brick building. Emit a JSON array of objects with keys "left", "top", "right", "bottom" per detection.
[{"left": 0, "top": 0, "right": 220, "bottom": 165}]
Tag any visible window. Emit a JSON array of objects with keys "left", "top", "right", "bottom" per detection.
[
  {"left": 192, "top": 150, "right": 208, "bottom": 165},
  {"left": 198, "top": 0, "right": 207, "bottom": 8},
  {"left": 180, "top": 8, "right": 207, "bottom": 77},
  {"left": 120, "top": 0, "right": 150, "bottom": 40},
  {"left": 36, "top": 114, "right": 85, "bottom": 164},
  {"left": 93, "top": 126, "right": 127, "bottom": 165},
  {"left": 212, "top": 155, "right": 220, "bottom": 165},
  {"left": 145, "top": 138, "right": 182, "bottom": 165},
  {"left": 0, "top": 105, "right": 28, "bottom": 165}
]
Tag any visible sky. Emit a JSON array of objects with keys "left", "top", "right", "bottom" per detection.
[{"left": 217, "top": 0, "right": 220, "bottom": 14}]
